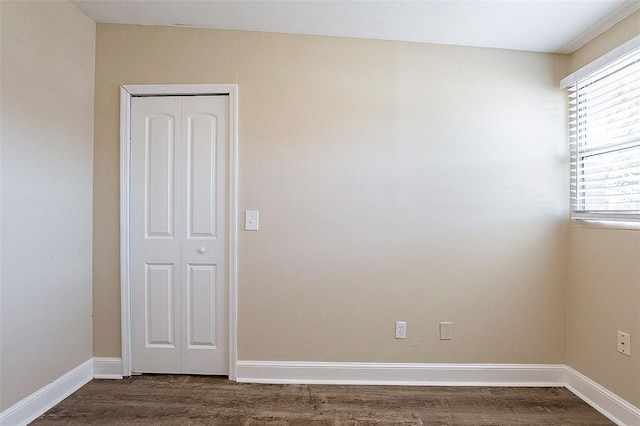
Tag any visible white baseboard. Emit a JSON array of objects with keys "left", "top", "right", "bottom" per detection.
[
  {"left": 3, "top": 359, "right": 637, "bottom": 426},
  {"left": 93, "top": 357, "right": 123, "bottom": 379},
  {"left": 238, "top": 361, "right": 640, "bottom": 425},
  {"left": 0, "top": 359, "right": 93, "bottom": 426},
  {"left": 236, "top": 361, "right": 566, "bottom": 386},
  {"left": 565, "top": 366, "right": 640, "bottom": 426}
]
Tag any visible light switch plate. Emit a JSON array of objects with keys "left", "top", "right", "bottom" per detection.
[{"left": 245, "top": 211, "right": 259, "bottom": 231}]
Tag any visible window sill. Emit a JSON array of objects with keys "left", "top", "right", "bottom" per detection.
[{"left": 571, "top": 219, "right": 640, "bottom": 231}]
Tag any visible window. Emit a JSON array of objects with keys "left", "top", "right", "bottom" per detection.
[{"left": 568, "top": 48, "right": 640, "bottom": 221}]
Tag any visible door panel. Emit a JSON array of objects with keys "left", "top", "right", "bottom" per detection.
[
  {"left": 132, "top": 96, "right": 182, "bottom": 374},
  {"left": 181, "top": 96, "right": 227, "bottom": 374},
  {"left": 145, "top": 263, "right": 176, "bottom": 347},
  {"left": 131, "top": 95, "right": 228, "bottom": 375},
  {"left": 186, "top": 264, "right": 217, "bottom": 348},
  {"left": 145, "top": 115, "right": 176, "bottom": 239},
  {"left": 187, "top": 113, "right": 217, "bottom": 238}
]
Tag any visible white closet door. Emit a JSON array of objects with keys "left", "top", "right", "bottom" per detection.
[{"left": 131, "top": 95, "right": 228, "bottom": 375}]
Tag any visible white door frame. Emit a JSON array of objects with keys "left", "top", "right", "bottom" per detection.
[{"left": 120, "top": 84, "right": 238, "bottom": 379}]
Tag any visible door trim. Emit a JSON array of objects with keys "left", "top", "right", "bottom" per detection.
[{"left": 120, "top": 84, "right": 238, "bottom": 379}]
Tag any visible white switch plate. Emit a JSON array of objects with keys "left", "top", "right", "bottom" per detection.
[
  {"left": 395, "top": 321, "right": 407, "bottom": 339},
  {"left": 617, "top": 331, "right": 631, "bottom": 356},
  {"left": 245, "top": 211, "right": 259, "bottom": 231},
  {"left": 440, "top": 322, "right": 452, "bottom": 340}
]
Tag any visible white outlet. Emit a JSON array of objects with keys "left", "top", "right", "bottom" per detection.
[
  {"left": 617, "top": 331, "right": 631, "bottom": 356},
  {"left": 440, "top": 322, "right": 452, "bottom": 340},
  {"left": 395, "top": 321, "right": 407, "bottom": 339}
]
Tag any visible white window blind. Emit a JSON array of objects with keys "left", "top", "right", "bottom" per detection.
[{"left": 569, "top": 48, "right": 640, "bottom": 221}]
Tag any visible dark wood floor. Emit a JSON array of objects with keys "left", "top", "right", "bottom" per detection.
[{"left": 33, "top": 375, "right": 613, "bottom": 425}]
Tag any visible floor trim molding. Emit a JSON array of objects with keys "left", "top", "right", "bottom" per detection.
[
  {"left": 93, "top": 357, "right": 123, "bottom": 379},
  {"left": 0, "top": 359, "right": 93, "bottom": 426},
  {"left": 236, "top": 361, "right": 566, "bottom": 387},
  {"left": 565, "top": 366, "right": 640, "bottom": 426},
  {"left": 4, "top": 360, "right": 638, "bottom": 425},
  {"left": 237, "top": 361, "right": 640, "bottom": 425}
]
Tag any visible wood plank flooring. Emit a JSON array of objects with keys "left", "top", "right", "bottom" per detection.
[{"left": 33, "top": 375, "right": 613, "bottom": 425}]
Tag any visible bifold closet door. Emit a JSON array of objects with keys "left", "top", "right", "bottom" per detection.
[{"left": 130, "top": 95, "right": 228, "bottom": 375}]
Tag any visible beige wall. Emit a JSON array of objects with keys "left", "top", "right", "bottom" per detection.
[
  {"left": 0, "top": 1, "right": 95, "bottom": 411},
  {"left": 565, "top": 11, "right": 640, "bottom": 408},
  {"left": 94, "top": 24, "right": 569, "bottom": 364}
]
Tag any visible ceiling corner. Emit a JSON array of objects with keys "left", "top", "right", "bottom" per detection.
[{"left": 557, "top": 0, "right": 640, "bottom": 54}]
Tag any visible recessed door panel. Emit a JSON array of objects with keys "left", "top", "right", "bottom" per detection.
[
  {"left": 145, "top": 115, "right": 176, "bottom": 239},
  {"left": 145, "top": 263, "right": 175, "bottom": 347},
  {"left": 187, "top": 114, "right": 217, "bottom": 239},
  {"left": 186, "top": 264, "right": 217, "bottom": 348}
]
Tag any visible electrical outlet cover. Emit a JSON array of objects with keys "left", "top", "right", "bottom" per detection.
[
  {"left": 617, "top": 331, "right": 631, "bottom": 356},
  {"left": 440, "top": 322, "right": 452, "bottom": 340}
]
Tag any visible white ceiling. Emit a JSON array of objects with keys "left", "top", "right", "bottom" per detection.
[{"left": 71, "top": 0, "right": 640, "bottom": 54}]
